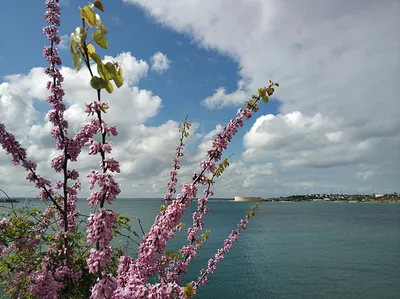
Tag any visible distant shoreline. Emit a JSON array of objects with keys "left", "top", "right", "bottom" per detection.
[
  {"left": 207, "top": 199, "right": 399, "bottom": 203},
  {"left": 0, "top": 199, "right": 19, "bottom": 203},
  {"left": 1, "top": 194, "right": 398, "bottom": 204}
]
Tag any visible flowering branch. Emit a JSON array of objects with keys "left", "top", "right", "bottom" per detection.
[
  {"left": 164, "top": 117, "right": 191, "bottom": 203},
  {"left": 193, "top": 202, "right": 261, "bottom": 293},
  {"left": 0, "top": 123, "right": 62, "bottom": 213},
  {"left": 68, "top": 2, "right": 125, "bottom": 296}
]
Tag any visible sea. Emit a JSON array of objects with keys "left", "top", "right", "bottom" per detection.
[{"left": 2, "top": 199, "right": 400, "bottom": 299}]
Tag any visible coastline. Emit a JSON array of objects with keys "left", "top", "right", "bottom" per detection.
[{"left": 207, "top": 200, "right": 400, "bottom": 203}]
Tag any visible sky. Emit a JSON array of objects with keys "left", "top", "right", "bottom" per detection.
[{"left": 0, "top": 0, "right": 399, "bottom": 199}]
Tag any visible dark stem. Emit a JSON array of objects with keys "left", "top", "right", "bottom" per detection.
[{"left": 49, "top": 36, "right": 71, "bottom": 268}]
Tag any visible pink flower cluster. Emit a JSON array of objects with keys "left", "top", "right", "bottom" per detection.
[
  {"left": 91, "top": 274, "right": 117, "bottom": 299},
  {"left": 84, "top": 107, "right": 121, "bottom": 297},
  {"left": 87, "top": 209, "right": 117, "bottom": 246},
  {"left": 29, "top": 269, "right": 63, "bottom": 299},
  {"left": 0, "top": 217, "right": 10, "bottom": 229},
  {"left": 86, "top": 101, "right": 110, "bottom": 116},
  {"left": 88, "top": 246, "right": 113, "bottom": 274}
]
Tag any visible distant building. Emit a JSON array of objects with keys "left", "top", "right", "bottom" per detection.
[{"left": 234, "top": 196, "right": 264, "bottom": 202}]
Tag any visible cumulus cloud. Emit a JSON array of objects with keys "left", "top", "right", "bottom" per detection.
[
  {"left": 243, "top": 111, "right": 367, "bottom": 167},
  {"left": 150, "top": 52, "right": 171, "bottom": 73},
  {"left": 122, "top": 0, "right": 400, "bottom": 193},
  {"left": 202, "top": 80, "right": 248, "bottom": 109}
]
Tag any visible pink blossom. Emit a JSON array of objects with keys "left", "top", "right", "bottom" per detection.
[
  {"left": 91, "top": 274, "right": 117, "bottom": 299},
  {"left": 29, "top": 269, "right": 63, "bottom": 299},
  {"left": 87, "top": 209, "right": 117, "bottom": 246},
  {"left": 88, "top": 246, "right": 113, "bottom": 274},
  {"left": 0, "top": 217, "right": 10, "bottom": 229}
]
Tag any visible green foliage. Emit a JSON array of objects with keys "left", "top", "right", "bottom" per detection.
[
  {"left": 183, "top": 283, "right": 195, "bottom": 298},
  {"left": 92, "top": 30, "right": 108, "bottom": 49},
  {"left": 213, "top": 158, "right": 230, "bottom": 178},
  {"left": 0, "top": 198, "right": 140, "bottom": 298},
  {"left": 103, "top": 80, "right": 114, "bottom": 94},
  {"left": 90, "top": 76, "right": 102, "bottom": 90},
  {"left": 258, "top": 87, "right": 269, "bottom": 103},
  {"left": 80, "top": 6, "right": 97, "bottom": 28},
  {"left": 68, "top": 1, "right": 124, "bottom": 94},
  {"left": 178, "top": 120, "right": 192, "bottom": 138},
  {"left": 246, "top": 202, "right": 261, "bottom": 219},
  {"left": 89, "top": 51, "right": 101, "bottom": 64},
  {"left": 201, "top": 229, "right": 211, "bottom": 242},
  {"left": 163, "top": 251, "right": 181, "bottom": 261},
  {"left": 246, "top": 80, "right": 279, "bottom": 110},
  {"left": 86, "top": 44, "right": 95, "bottom": 55},
  {"left": 160, "top": 204, "right": 166, "bottom": 213},
  {"left": 98, "top": 62, "right": 112, "bottom": 81}
]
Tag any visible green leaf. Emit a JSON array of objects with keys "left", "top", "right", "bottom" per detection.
[
  {"left": 100, "top": 105, "right": 107, "bottom": 113},
  {"left": 100, "top": 78, "right": 114, "bottom": 94},
  {"left": 160, "top": 204, "right": 166, "bottom": 213},
  {"left": 89, "top": 52, "right": 102, "bottom": 64},
  {"left": 258, "top": 88, "right": 266, "bottom": 98},
  {"left": 105, "top": 62, "right": 117, "bottom": 75},
  {"left": 99, "top": 23, "right": 108, "bottom": 35},
  {"left": 76, "top": 26, "right": 87, "bottom": 43},
  {"left": 261, "top": 95, "right": 269, "bottom": 103},
  {"left": 80, "top": 6, "right": 96, "bottom": 28},
  {"left": 104, "top": 81, "right": 114, "bottom": 93},
  {"left": 73, "top": 53, "right": 82, "bottom": 71},
  {"left": 93, "top": 0, "right": 105, "bottom": 12},
  {"left": 114, "top": 74, "right": 124, "bottom": 88},
  {"left": 90, "top": 76, "right": 102, "bottom": 90},
  {"left": 70, "top": 31, "right": 83, "bottom": 54},
  {"left": 105, "top": 62, "right": 124, "bottom": 88},
  {"left": 266, "top": 87, "right": 274, "bottom": 96},
  {"left": 97, "top": 63, "right": 112, "bottom": 81},
  {"left": 86, "top": 44, "right": 95, "bottom": 55},
  {"left": 183, "top": 283, "right": 195, "bottom": 298},
  {"left": 92, "top": 30, "right": 108, "bottom": 49},
  {"left": 115, "top": 67, "right": 124, "bottom": 88}
]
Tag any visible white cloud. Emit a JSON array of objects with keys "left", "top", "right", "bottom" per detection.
[
  {"left": 150, "top": 52, "right": 171, "bottom": 73},
  {"left": 243, "top": 112, "right": 367, "bottom": 167},
  {"left": 202, "top": 80, "right": 248, "bottom": 109},
  {"left": 121, "top": 0, "right": 400, "bottom": 193},
  {"left": 59, "top": 34, "right": 69, "bottom": 49}
]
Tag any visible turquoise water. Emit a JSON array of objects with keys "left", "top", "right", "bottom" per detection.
[{"left": 7, "top": 200, "right": 400, "bottom": 298}]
